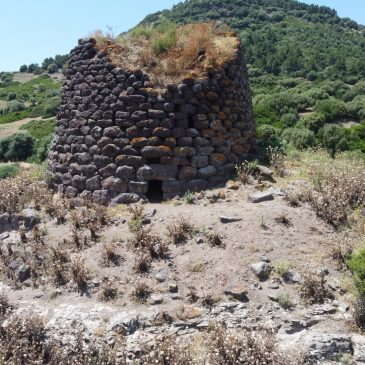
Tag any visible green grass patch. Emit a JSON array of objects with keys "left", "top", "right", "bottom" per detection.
[
  {"left": 0, "top": 163, "right": 20, "bottom": 179},
  {"left": 0, "top": 110, "right": 29, "bottom": 124},
  {"left": 20, "top": 119, "right": 56, "bottom": 140}
]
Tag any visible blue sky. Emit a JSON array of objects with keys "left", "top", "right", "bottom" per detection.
[{"left": 1, "top": 0, "right": 364, "bottom": 72}]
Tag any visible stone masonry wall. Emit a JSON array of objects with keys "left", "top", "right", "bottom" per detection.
[{"left": 48, "top": 37, "right": 256, "bottom": 204}]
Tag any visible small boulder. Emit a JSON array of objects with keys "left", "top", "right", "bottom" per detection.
[
  {"left": 250, "top": 262, "right": 272, "bottom": 280},
  {"left": 247, "top": 191, "right": 274, "bottom": 203},
  {"left": 219, "top": 216, "right": 242, "bottom": 224},
  {"left": 224, "top": 285, "right": 248, "bottom": 301},
  {"left": 155, "top": 268, "right": 169, "bottom": 283},
  {"left": 150, "top": 295, "right": 163, "bottom": 305}
]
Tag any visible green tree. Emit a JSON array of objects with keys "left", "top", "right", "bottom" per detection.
[{"left": 19, "top": 65, "right": 28, "bottom": 73}]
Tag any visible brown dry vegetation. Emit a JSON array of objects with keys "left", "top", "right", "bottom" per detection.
[
  {"left": 1, "top": 150, "right": 365, "bottom": 362},
  {"left": 91, "top": 22, "right": 240, "bottom": 85}
]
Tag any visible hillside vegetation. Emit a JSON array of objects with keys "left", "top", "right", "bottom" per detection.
[
  {"left": 0, "top": 73, "right": 61, "bottom": 125},
  {"left": 136, "top": 0, "right": 365, "bottom": 154}
]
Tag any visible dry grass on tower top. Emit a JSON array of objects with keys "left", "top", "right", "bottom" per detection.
[{"left": 91, "top": 22, "right": 240, "bottom": 84}]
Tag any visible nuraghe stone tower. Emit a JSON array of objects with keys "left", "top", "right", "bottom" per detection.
[{"left": 48, "top": 31, "right": 256, "bottom": 204}]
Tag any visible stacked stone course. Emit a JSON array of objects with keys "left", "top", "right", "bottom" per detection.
[{"left": 48, "top": 37, "right": 256, "bottom": 204}]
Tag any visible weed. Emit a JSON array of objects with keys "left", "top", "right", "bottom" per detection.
[
  {"left": 277, "top": 293, "right": 295, "bottom": 309},
  {"left": 134, "top": 253, "right": 151, "bottom": 273},
  {"left": 235, "top": 160, "right": 258, "bottom": 184},
  {"left": 128, "top": 203, "right": 145, "bottom": 232},
  {"left": 167, "top": 216, "right": 194, "bottom": 245},
  {"left": 188, "top": 260, "right": 206, "bottom": 273},
  {"left": 202, "top": 292, "right": 216, "bottom": 308},
  {"left": 301, "top": 152, "right": 365, "bottom": 227},
  {"left": 274, "top": 213, "right": 292, "bottom": 227},
  {"left": 205, "top": 231, "right": 224, "bottom": 248},
  {"left": 101, "top": 242, "right": 120, "bottom": 266},
  {"left": 98, "top": 280, "right": 118, "bottom": 302},
  {"left": 187, "top": 287, "right": 199, "bottom": 303},
  {"left": 151, "top": 309, "right": 174, "bottom": 326},
  {"left": 260, "top": 216, "right": 269, "bottom": 230},
  {"left": 353, "top": 297, "right": 365, "bottom": 331},
  {"left": 300, "top": 272, "right": 331, "bottom": 304},
  {"left": 131, "top": 282, "right": 151, "bottom": 304},
  {"left": 70, "top": 258, "right": 89, "bottom": 292},
  {"left": 183, "top": 191, "right": 195, "bottom": 204},
  {"left": 329, "top": 243, "right": 352, "bottom": 270},
  {"left": 284, "top": 192, "right": 301, "bottom": 207},
  {"left": 276, "top": 261, "right": 292, "bottom": 280},
  {"left": 0, "top": 292, "right": 12, "bottom": 318},
  {"left": 268, "top": 146, "right": 286, "bottom": 177}
]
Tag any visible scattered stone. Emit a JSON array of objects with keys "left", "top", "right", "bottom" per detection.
[
  {"left": 17, "top": 265, "right": 31, "bottom": 282},
  {"left": 195, "top": 237, "right": 204, "bottom": 244},
  {"left": 267, "top": 187, "right": 286, "bottom": 196},
  {"left": 247, "top": 191, "right": 274, "bottom": 203},
  {"left": 310, "top": 304, "right": 337, "bottom": 315},
  {"left": 250, "top": 262, "right": 272, "bottom": 280},
  {"left": 155, "top": 268, "right": 169, "bottom": 283},
  {"left": 150, "top": 295, "right": 163, "bottom": 305},
  {"left": 260, "top": 255, "right": 270, "bottom": 263},
  {"left": 171, "top": 293, "right": 181, "bottom": 300},
  {"left": 168, "top": 283, "right": 178, "bottom": 293},
  {"left": 267, "top": 292, "right": 279, "bottom": 302},
  {"left": 353, "top": 334, "right": 365, "bottom": 363},
  {"left": 0, "top": 232, "right": 10, "bottom": 240},
  {"left": 183, "top": 306, "right": 203, "bottom": 320},
  {"left": 302, "top": 332, "right": 352, "bottom": 360},
  {"left": 224, "top": 285, "right": 248, "bottom": 301},
  {"left": 226, "top": 180, "right": 240, "bottom": 190},
  {"left": 219, "top": 216, "right": 242, "bottom": 224},
  {"left": 145, "top": 209, "right": 157, "bottom": 218},
  {"left": 257, "top": 165, "right": 273, "bottom": 178}
]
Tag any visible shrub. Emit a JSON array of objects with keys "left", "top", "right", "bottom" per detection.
[
  {"left": 302, "top": 151, "right": 365, "bottom": 226},
  {"left": 167, "top": 216, "right": 194, "bottom": 245},
  {"left": 318, "top": 124, "right": 349, "bottom": 156},
  {"left": 353, "top": 297, "right": 365, "bottom": 331},
  {"left": 47, "top": 63, "right": 58, "bottom": 74},
  {"left": 1, "top": 100, "right": 24, "bottom": 115},
  {"left": 281, "top": 128, "right": 315, "bottom": 149},
  {"left": 277, "top": 293, "right": 294, "bottom": 309},
  {"left": 235, "top": 160, "right": 258, "bottom": 184},
  {"left": 276, "top": 261, "right": 291, "bottom": 280},
  {"left": 257, "top": 124, "right": 282, "bottom": 150},
  {"left": 20, "top": 119, "right": 56, "bottom": 139},
  {"left": 0, "top": 133, "right": 35, "bottom": 161},
  {"left": 347, "top": 248, "right": 365, "bottom": 300},
  {"left": 41, "top": 97, "right": 59, "bottom": 118},
  {"left": 298, "top": 113, "right": 326, "bottom": 132},
  {"left": 315, "top": 98, "right": 346, "bottom": 122},
  {"left": 131, "top": 282, "right": 151, "bottom": 304},
  {"left": 254, "top": 103, "right": 281, "bottom": 127},
  {"left": 204, "top": 323, "right": 304, "bottom": 365},
  {"left": 35, "top": 134, "right": 53, "bottom": 162},
  {"left": 19, "top": 64, "right": 28, "bottom": 73},
  {"left": 300, "top": 272, "right": 331, "bottom": 304},
  {"left": 183, "top": 191, "right": 195, "bottom": 204},
  {"left": 7, "top": 92, "right": 16, "bottom": 101},
  {"left": 0, "top": 163, "right": 20, "bottom": 179},
  {"left": 280, "top": 112, "right": 298, "bottom": 127},
  {"left": 151, "top": 22, "right": 177, "bottom": 54}
]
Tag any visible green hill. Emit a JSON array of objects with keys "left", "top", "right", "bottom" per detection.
[{"left": 135, "top": 0, "right": 365, "bottom": 154}]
